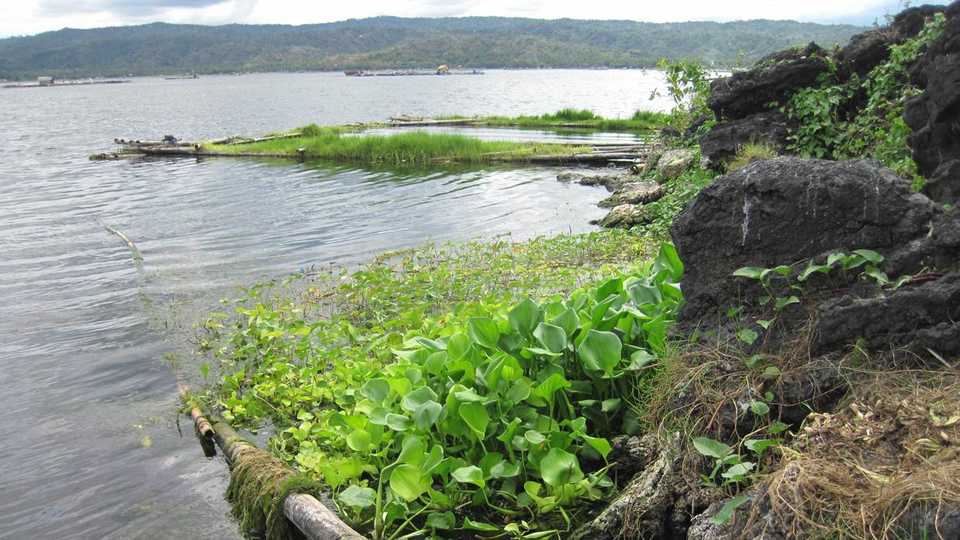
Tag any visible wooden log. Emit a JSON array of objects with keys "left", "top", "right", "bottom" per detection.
[{"left": 209, "top": 418, "right": 366, "bottom": 540}]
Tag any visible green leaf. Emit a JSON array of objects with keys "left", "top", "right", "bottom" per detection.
[
  {"left": 710, "top": 495, "right": 749, "bottom": 525},
  {"left": 826, "top": 252, "right": 846, "bottom": 267},
  {"left": 653, "top": 243, "right": 684, "bottom": 281},
  {"left": 491, "top": 460, "right": 521, "bottom": 478},
  {"left": 732, "top": 267, "right": 765, "bottom": 280},
  {"left": 346, "top": 430, "right": 371, "bottom": 452},
  {"left": 505, "top": 379, "right": 532, "bottom": 403},
  {"left": 361, "top": 378, "right": 390, "bottom": 403},
  {"left": 463, "top": 518, "right": 499, "bottom": 532},
  {"left": 446, "top": 332, "right": 471, "bottom": 361},
  {"left": 744, "top": 439, "right": 779, "bottom": 455},
  {"left": 627, "top": 282, "right": 662, "bottom": 306},
  {"left": 774, "top": 296, "right": 800, "bottom": 311},
  {"left": 524, "top": 430, "right": 546, "bottom": 445},
  {"left": 459, "top": 402, "right": 490, "bottom": 440},
  {"left": 452, "top": 465, "right": 485, "bottom": 488},
  {"left": 721, "top": 461, "right": 755, "bottom": 480},
  {"left": 737, "top": 328, "right": 758, "bottom": 346},
  {"left": 533, "top": 322, "right": 567, "bottom": 354},
  {"left": 768, "top": 421, "right": 790, "bottom": 434},
  {"left": 601, "top": 398, "right": 622, "bottom": 413},
  {"left": 509, "top": 298, "right": 541, "bottom": 336},
  {"left": 413, "top": 401, "right": 443, "bottom": 431},
  {"left": 540, "top": 448, "right": 584, "bottom": 487},
  {"left": 626, "top": 349, "right": 655, "bottom": 370},
  {"left": 338, "top": 485, "right": 376, "bottom": 509},
  {"left": 749, "top": 400, "right": 770, "bottom": 416},
  {"left": 692, "top": 437, "right": 732, "bottom": 459},
  {"left": 583, "top": 435, "right": 612, "bottom": 459},
  {"left": 550, "top": 308, "right": 579, "bottom": 338},
  {"left": 533, "top": 373, "right": 571, "bottom": 406},
  {"left": 386, "top": 413, "right": 412, "bottom": 432},
  {"left": 389, "top": 464, "right": 428, "bottom": 502},
  {"left": 762, "top": 366, "right": 781, "bottom": 380},
  {"left": 577, "top": 330, "right": 623, "bottom": 376},
  {"left": 425, "top": 511, "right": 455, "bottom": 530},
  {"left": 468, "top": 317, "right": 500, "bottom": 349},
  {"left": 852, "top": 249, "right": 883, "bottom": 264},
  {"left": 798, "top": 262, "right": 831, "bottom": 281},
  {"left": 402, "top": 386, "right": 439, "bottom": 413}
]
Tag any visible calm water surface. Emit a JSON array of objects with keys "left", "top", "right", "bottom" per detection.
[{"left": 0, "top": 70, "right": 671, "bottom": 539}]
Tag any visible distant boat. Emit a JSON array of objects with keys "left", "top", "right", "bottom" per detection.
[{"left": 165, "top": 73, "right": 199, "bottom": 80}]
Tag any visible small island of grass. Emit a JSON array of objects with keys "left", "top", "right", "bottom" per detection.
[{"left": 438, "top": 108, "right": 670, "bottom": 131}]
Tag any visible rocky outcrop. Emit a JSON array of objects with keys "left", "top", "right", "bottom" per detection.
[
  {"left": 922, "top": 159, "right": 960, "bottom": 203},
  {"left": 593, "top": 203, "right": 646, "bottom": 229},
  {"left": 557, "top": 171, "right": 632, "bottom": 191},
  {"left": 814, "top": 272, "right": 960, "bottom": 356},
  {"left": 699, "top": 111, "right": 790, "bottom": 169},
  {"left": 838, "top": 4, "right": 947, "bottom": 78},
  {"left": 708, "top": 43, "right": 829, "bottom": 121},
  {"left": 598, "top": 181, "right": 663, "bottom": 208},
  {"left": 671, "top": 158, "right": 939, "bottom": 322},
  {"left": 657, "top": 148, "right": 696, "bottom": 180}
]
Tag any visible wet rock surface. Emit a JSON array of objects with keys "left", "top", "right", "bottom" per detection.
[
  {"left": 556, "top": 170, "right": 632, "bottom": 192},
  {"left": 657, "top": 148, "right": 696, "bottom": 180},
  {"left": 593, "top": 203, "right": 646, "bottom": 229}
]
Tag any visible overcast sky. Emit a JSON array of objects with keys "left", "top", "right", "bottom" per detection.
[{"left": 1, "top": 0, "right": 946, "bottom": 38}]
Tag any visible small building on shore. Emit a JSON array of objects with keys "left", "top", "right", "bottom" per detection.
[{"left": 37, "top": 76, "right": 55, "bottom": 86}]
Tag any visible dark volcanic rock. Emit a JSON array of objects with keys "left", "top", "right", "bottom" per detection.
[
  {"left": 922, "top": 159, "right": 960, "bottom": 204},
  {"left": 699, "top": 111, "right": 790, "bottom": 169},
  {"left": 906, "top": 53, "right": 960, "bottom": 179},
  {"left": 708, "top": 43, "right": 828, "bottom": 121},
  {"left": 837, "top": 28, "right": 892, "bottom": 78},
  {"left": 671, "top": 158, "right": 939, "bottom": 322},
  {"left": 814, "top": 272, "right": 960, "bottom": 356}
]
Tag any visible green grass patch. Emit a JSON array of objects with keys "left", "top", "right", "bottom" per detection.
[
  {"left": 441, "top": 108, "right": 669, "bottom": 131},
  {"left": 204, "top": 128, "right": 589, "bottom": 165}
]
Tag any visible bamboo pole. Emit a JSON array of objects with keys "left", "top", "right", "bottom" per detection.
[{"left": 209, "top": 419, "right": 366, "bottom": 540}]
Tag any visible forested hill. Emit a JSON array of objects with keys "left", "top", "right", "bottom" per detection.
[{"left": 0, "top": 17, "right": 865, "bottom": 79}]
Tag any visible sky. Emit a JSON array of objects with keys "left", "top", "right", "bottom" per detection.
[{"left": 0, "top": 0, "right": 947, "bottom": 38}]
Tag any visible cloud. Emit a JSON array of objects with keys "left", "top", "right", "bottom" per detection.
[{"left": 37, "top": 0, "right": 228, "bottom": 17}]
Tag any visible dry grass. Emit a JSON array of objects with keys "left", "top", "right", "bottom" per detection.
[{"left": 749, "top": 368, "right": 960, "bottom": 539}]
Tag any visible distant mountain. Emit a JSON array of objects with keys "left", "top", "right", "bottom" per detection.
[{"left": 0, "top": 17, "right": 865, "bottom": 80}]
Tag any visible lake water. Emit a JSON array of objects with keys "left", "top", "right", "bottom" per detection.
[{"left": 0, "top": 70, "right": 672, "bottom": 539}]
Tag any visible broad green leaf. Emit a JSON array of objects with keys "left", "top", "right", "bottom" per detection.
[
  {"left": 540, "top": 448, "right": 584, "bottom": 487},
  {"left": 389, "top": 463, "right": 428, "bottom": 502},
  {"left": 425, "top": 511, "right": 455, "bottom": 530},
  {"left": 762, "top": 366, "right": 781, "bottom": 380},
  {"left": 627, "top": 282, "right": 662, "bottom": 307},
  {"left": 737, "top": 328, "right": 758, "bottom": 346},
  {"left": 468, "top": 317, "right": 500, "bottom": 349},
  {"left": 768, "top": 421, "right": 790, "bottom": 434},
  {"left": 413, "top": 401, "right": 443, "bottom": 430},
  {"left": 446, "top": 332, "right": 471, "bottom": 361},
  {"left": 864, "top": 266, "right": 890, "bottom": 285},
  {"left": 402, "top": 386, "right": 439, "bottom": 413},
  {"left": 459, "top": 402, "right": 490, "bottom": 439},
  {"left": 653, "top": 243, "right": 684, "bottom": 281},
  {"left": 491, "top": 460, "right": 521, "bottom": 478},
  {"left": 721, "top": 461, "right": 755, "bottom": 480},
  {"left": 509, "top": 298, "right": 542, "bottom": 336},
  {"left": 601, "top": 398, "right": 622, "bottom": 413},
  {"left": 550, "top": 308, "right": 579, "bottom": 338},
  {"left": 626, "top": 349, "right": 655, "bottom": 370},
  {"left": 798, "top": 262, "right": 830, "bottom": 281},
  {"left": 452, "top": 465, "right": 485, "bottom": 488},
  {"left": 774, "top": 296, "right": 800, "bottom": 311},
  {"left": 338, "top": 485, "right": 375, "bottom": 509},
  {"left": 524, "top": 430, "right": 546, "bottom": 445},
  {"left": 360, "top": 378, "right": 390, "bottom": 403},
  {"left": 505, "top": 379, "right": 532, "bottom": 403},
  {"left": 749, "top": 400, "right": 770, "bottom": 416},
  {"left": 596, "top": 277, "right": 623, "bottom": 301},
  {"left": 744, "top": 439, "right": 779, "bottom": 455},
  {"left": 397, "top": 435, "right": 427, "bottom": 465},
  {"left": 732, "top": 267, "right": 765, "bottom": 280},
  {"left": 533, "top": 373, "right": 571, "bottom": 406},
  {"left": 692, "top": 437, "right": 732, "bottom": 459},
  {"left": 386, "top": 413, "right": 412, "bottom": 432},
  {"left": 533, "top": 322, "right": 567, "bottom": 353},
  {"left": 826, "top": 252, "right": 846, "bottom": 267},
  {"left": 577, "top": 330, "right": 622, "bottom": 376},
  {"left": 346, "top": 430, "right": 371, "bottom": 452},
  {"left": 583, "top": 435, "right": 612, "bottom": 459},
  {"left": 710, "top": 494, "right": 749, "bottom": 525}
]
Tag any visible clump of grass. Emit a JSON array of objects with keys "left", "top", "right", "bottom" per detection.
[
  {"left": 442, "top": 108, "right": 670, "bottom": 131},
  {"left": 205, "top": 129, "right": 588, "bottom": 164},
  {"left": 727, "top": 142, "right": 779, "bottom": 172}
]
